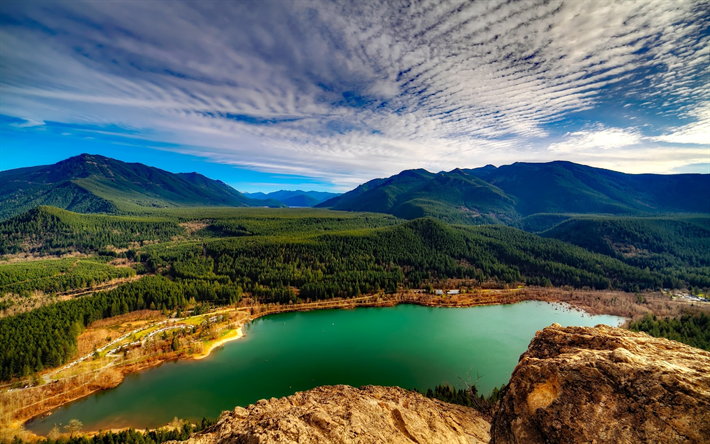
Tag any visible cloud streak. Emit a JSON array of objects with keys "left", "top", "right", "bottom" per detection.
[{"left": 1, "top": 0, "right": 708, "bottom": 186}]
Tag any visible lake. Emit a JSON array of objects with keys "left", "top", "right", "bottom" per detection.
[{"left": 27, "top": 302, "right": 622, "bottom": 434}]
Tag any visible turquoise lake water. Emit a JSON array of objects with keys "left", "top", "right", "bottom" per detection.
[{"left": 27, "top": 302, "right": 622, "bottom": 434}]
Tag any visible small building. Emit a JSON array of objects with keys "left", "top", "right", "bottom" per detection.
[
  {"left": 447, "top": 289, "right": 460, "bottom": 295},
  {"left": 435, "top": 289, "right": 444, "bottom": 295}
]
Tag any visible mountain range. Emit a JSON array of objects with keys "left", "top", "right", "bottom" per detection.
[
  {"left": 0, "top": 154, "right": 284, "bottom": 220},
  {"left": 244, "top": 190, "right": 340, "bottom": 207},
  {"left": 317, "top": 161, "right": 710, "bottom": 224},
  {"left": 2, "top": 155, "right": 708, "bottom": 224}
]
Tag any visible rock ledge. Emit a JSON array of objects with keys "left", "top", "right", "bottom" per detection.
[{"left": 183, "top": 385, "right": 490, "bottom": 444}]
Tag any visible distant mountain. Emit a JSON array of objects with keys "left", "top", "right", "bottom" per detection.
[
  {"left": 0, "top": 154, "right": 285, "bottom": 220},
  {"left": 317, "top": 161, "right": 710, "bottom": 225},
  {"left": 244, "top": 190, "right": 340, "bottom": 207}
]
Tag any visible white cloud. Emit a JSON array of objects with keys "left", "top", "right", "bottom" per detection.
[
  {"left": 548, "top": 126, "right": 643, "bottom": 153},
  {"left": 653, "top": 103, "right": 710, "bottom": 145},
  {"left": 0, "top": 0, "right": 708, "bottom": 186},
  {"left": 9, "top": 118, "right": 45, "bottom": 128}
]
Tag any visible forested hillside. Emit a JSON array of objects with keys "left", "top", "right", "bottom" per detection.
[
  {"left": 543, "top": 216, "right": 710, "bottom": 288},
  {"left": 0, "top": 206, "right": 185, "bottom": 255},
  {"left": 0, "top": 258, "right": 135, "bottom": 297},
  {"left": 630, "top": 313, "right": 710, "bottom": 351}
]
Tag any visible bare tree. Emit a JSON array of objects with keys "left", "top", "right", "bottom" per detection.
[{"left": 64, "top": 418, "right": 83, "bottom": 436}]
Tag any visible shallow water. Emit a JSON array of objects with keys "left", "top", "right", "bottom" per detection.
[{"left": 27, "top": 302, "right": 622, "bottom": 434}]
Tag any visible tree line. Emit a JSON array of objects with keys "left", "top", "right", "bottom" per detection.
[
  {"left": 2, "top": 216, "right": 707, "bottom": 380},
  {"left": 629, "top": 313, "right": 710, "bottom": 351}
]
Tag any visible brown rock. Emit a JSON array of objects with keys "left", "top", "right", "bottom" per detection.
[
  {"left": 179, "top": 385, "right": 489, "bottom": 444},
  {"left": 490, "top": 323, "right": 710, "bottom": 444}
]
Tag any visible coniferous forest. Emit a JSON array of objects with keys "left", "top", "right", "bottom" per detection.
[{"left": 629, "top": 313, "right": 710, "bottom": 351}]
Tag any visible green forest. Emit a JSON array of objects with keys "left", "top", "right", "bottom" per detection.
[
  {"left": 420, "top": 383, "right": 506, "bottom": 410},
  {"left": 0, "top": 207, "right": 709, "bottom": 381},
  {"left": 543, "top": 216, "right": 710, "bottom": 287},
  {"left": 0, "top": 207, "right": 184, "bottom": 256},
  {"left": 629, "top": 313, "right": 710, "bottom": 351},
  {"left": 0, "top": 259, "right": 135, "bottom": 297}
]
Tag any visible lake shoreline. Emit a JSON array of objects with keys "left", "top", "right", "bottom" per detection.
[
  {"left": 15, "top": 287, "right": 708, "bottom": 437},
  {"left": 191, "top": 326, "right": 245, "bottom": 361}
]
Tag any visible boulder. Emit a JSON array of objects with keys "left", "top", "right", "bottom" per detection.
[{"left": 491, "top": 323, "right": 710, "bottom": 444}]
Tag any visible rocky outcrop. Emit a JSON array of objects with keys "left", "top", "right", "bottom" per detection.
[
  {"left": 183, "top": 385, "right": 490, "bottom": 444},
  {"left": 491, "top": 323, "right": 710, "bottom": 444}
]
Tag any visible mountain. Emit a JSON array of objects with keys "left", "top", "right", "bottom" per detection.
[
  {"left": 244, "top": 190, "right": 340, "bottom": 207},
  {"left": 465, "top": 161, "right": 710, "bottom": 216},
  {"left": 315, "top": 167, "right": 518, "bottom": 224},
  {"left": 0, "top": 154, "right": 285, "bottom": 220},
  {"left": 317, "top": 162, "right": 710, "bottom": 225}
]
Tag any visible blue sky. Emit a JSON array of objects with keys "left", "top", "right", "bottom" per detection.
[{"left": 1, "top": 0, "right": 708, "bottom": 192}]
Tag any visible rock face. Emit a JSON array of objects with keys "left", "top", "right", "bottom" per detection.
[
  {"left": 491, "top": 323, "right": 710, "bottom": 444},
  {"left": 183, "top": 385, "right": 490, "bottom": 444}
]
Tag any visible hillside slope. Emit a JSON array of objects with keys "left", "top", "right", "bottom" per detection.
[
  {"left": 542, "top": 216, "right": 710, "bottom": 277},
  {"left": 467, "top": 161, "right": 710, "bottom": 216},
  {"left": 318, "top": 162, "right": 710, "bottom": 225},
  {"left": 0, "top": 154, "right": 284, "bottom": 220}
]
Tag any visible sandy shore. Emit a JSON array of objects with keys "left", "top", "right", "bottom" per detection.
[{"left": 192, "top": 326, "right": 244, "bottom": 361}]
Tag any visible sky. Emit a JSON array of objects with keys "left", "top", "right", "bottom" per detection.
[{"left": 0, "top": 0, "right": 708, "bottom": 192}]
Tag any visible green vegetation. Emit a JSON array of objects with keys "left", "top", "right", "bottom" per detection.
[
  {"left": 2, "top": 205, "right": 707, "bottom": 380},
  {"left": 5, "top": 417, "right": 217, "bottom": 444},
  {"left": 629, "top": 313, "right": 710, "bottom": 351},
  {"left": 202, "top": 218, "right": 673, "bottom": 304},
  {"left": 0, "top": 274, "right": 246, "bottom": 379},
  {"left": 420, "top": 383, "right": 506, "bottom": 413},
  {"left": 0, "top": 258, "right": 135, "bottom": 297},
  {"left": 0, "top": 207, "right": 185, "bottom": 256},
  {"left": 543, "top": 216, "right": 710, "bottom": 288},
  {"left": 318, "top": 168, "right": 517, "bottom": 224},
  {"left": 514, "top": 213, "right": 574, "bottom": 233},
  {"left": 1, "top": 204, "right": 708, "bottom": 381}
]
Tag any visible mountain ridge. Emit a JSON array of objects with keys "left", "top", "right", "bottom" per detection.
[
  {"left": 0, "top": 154, "right": 285, "bottom": 220},
  {"left": 318, "top": 161, "right": 710, "bottom": 224}
]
